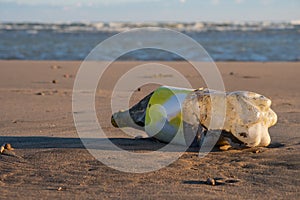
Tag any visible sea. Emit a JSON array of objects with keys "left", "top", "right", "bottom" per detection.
[{"left": 0, "top": 21, "right": 299, "bottom": 61}]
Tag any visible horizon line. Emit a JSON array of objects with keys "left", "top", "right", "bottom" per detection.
[{"left": 1, "top": 19, "right": 299, "bottom": 24}]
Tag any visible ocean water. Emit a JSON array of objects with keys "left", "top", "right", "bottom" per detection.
[{"left": 0, "top": 21, "right": 299, "bottom": 61}]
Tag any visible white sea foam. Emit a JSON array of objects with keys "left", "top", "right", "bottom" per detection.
[
  {"left": 0, "top": 21, "right": 298, "bottom": 33},
  {"left": 0, "top": 21, "right": 299, "bottom": 61}
]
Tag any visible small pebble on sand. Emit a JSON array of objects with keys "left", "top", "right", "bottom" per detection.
[
  {"left": 4, "top": 143, "right": 13, "bottom": 150},
  {"left": 207, "top": 178, "right": 216, "bottom": 186},
  {"left": 219, "top": 145, "right": 231, "bottom": 151},
  {"left": 253, "top": 149, "right": 260, "bottom": 153},
  {"left": 0, "top": 143, "right": 14, "bottom": 154},
  {"left": 36, "top": 92, "right": 45, "bottom": 96},
  {"left": 51, "top": 65, "right": 62, "bottom": 69},
  {"left": 52, "top": 80, "right": 57, "bottom": 84},
  {"left": 57, "top": 186, "right": 66, "bottom": 191},
  {"left": 0, "top": 146, "right": 4, "bottom": 154}
]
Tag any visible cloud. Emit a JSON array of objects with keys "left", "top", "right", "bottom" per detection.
[
  {"left": 1, "top": 0, "right": 161, "bottom": 6},
  {"left": 260, "top": 0, "right": 272, "bottom": 5},
  {"left": 179, "top": 0, "right": 186, "bottom": 3},
  {"left": 211, "top": 0, "right": 220, "bottom": 5},
  {"left": 234, "top": 0, "right": 244, "bottom": 4}
]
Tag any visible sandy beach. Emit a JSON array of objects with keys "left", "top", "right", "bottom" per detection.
[{"left": 0, "top": 60, "right": 299, "bottom": 199}]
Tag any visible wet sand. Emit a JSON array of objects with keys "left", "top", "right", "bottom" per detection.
[{"left": 0, "top": 60, "right": 299, "bottom": 199}]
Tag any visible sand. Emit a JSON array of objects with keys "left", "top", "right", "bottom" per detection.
[{"left": 0, "top": 60, "right": 299, "bottom": 199}]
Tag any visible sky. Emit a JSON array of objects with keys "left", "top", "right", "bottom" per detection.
[{"left": 0, "top": 0, "right": 299, "bottom": 22}]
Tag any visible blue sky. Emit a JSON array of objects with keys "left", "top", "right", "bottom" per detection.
[{"left": 0, "top": 0, "right": 299, "bottom": 22}]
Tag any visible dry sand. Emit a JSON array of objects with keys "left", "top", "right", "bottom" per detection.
[{"left": 0, "top": 60, "right": 299, "bottom": 199}]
